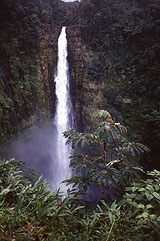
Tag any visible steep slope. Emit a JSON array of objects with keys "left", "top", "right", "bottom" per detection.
[
  {"left": 0, "top": 0, "right": 63, "bottom": 146},
  {"left": 76, "top": 0, "right": 160, "bottom": 168}
]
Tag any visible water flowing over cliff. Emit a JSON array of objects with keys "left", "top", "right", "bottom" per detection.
[{"left": 53, "top": 27, "right": 74, "bottom": 193}]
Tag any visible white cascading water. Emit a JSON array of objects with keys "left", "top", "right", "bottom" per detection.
[{"left": 53, "top": 27, "right": 74, "bottom": 193}]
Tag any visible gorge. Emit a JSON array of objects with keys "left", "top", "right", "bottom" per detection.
[
  {"left": 0, "top": 1, "right": 160, "bottom": 239},
  {"left": 0, "top": 0, "right": 160, "bottom": 184}
]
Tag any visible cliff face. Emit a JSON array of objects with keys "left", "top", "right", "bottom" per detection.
[
  {"left": 77, "top": 0, "right": 160, "bottom": 168},
  {"left": 0, "top": 22, "right": 88, "bottom": 148},
  {"left": 39, "top": 25, "right": 61, "bottom": 119},
  {"left": 67, "top": 25, "right": 88, "bottom": 131},
  {"left": 0, "top": 0, "right": 67, "bottom": 150},
  {"left": 67, "top": 25, "right": 107, "bottom": 132},
  {"left": 66, "top": 0, "right": 160, "bottom": 168},
  {"left": 0, "top": 24, "right": 61, "bottom": 147},
  {"left": 0, "top": 0, "right": 93, "bottom": 149}
]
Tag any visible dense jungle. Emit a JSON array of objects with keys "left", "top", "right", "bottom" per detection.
[{"left": 0, "top": 0, "right": 160, "bottom": 240}]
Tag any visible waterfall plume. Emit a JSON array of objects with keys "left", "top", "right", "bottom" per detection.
[{"left": 53, "top": 27, "right": 74, "bottom": 193}]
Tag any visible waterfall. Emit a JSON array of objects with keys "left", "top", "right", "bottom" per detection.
[{"left": 53, "top": 27, "right": 74, "bottom": 193}]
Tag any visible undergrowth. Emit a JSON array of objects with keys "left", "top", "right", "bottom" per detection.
[{"left": 0, "top": 159, "right": 160, "bottom": 240}]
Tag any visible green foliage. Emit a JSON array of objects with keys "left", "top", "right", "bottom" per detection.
[
  {"left": 0, "top": 158, "right": 159, "bottom": 240},
  {"left": 0, "top": 0, "right": 68, "bottom": 146},
  {"left": 0, "top": 158, "right": 85, "bottom": 240},
  {"left": 64, "top": 110, "right": 149, "bottom": 195},
  {"left": 119, "top": 169, "right": 160, "bottom": 239},
  {"left": 79, "top": 0, "right": 160, "bottom": 168}
]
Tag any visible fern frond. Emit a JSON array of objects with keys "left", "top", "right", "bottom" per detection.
[{"left": 92, "top": 110, "right": 111, "bottom": 119}]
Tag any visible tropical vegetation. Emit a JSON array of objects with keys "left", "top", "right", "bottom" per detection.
[
  {"left": 0, "top": 0, "right": 160, "bottom": 240},
  {"left": 0, "top": 156, "right": 160, "bottom": 240}
]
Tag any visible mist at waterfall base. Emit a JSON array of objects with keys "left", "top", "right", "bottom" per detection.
[
  {"left": 8, "top": 123, "right": 62, "bottom": 188},
  {"left": 7, "top": 124, "right": 101, "bottom": 202}
]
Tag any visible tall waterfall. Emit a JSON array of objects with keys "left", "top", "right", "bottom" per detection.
[{"left": 53, "top": 27, "right": 74, "bottom": 193}]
